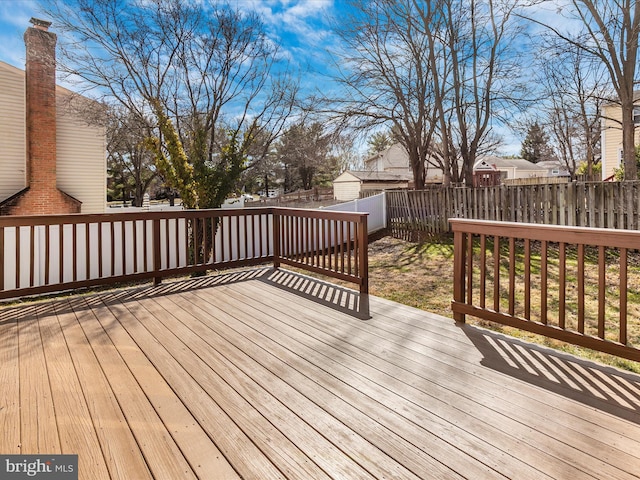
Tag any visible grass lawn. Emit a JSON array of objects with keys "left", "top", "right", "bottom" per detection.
[{"left": 365, "top": 233, "right": 640, "bottom": 374}]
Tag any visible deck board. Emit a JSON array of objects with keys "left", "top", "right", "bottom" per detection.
[
  {"left": 55, "top": 299, "right": 154, "bottom": 480},
  {"left": 101, "top": 294, "right": 287, "bottom": 480},
  {"left": 0, "top": 309, "right": 19, "bottom": 454},
  {"left": 69, "top": 297, "right": 197, "bottom": 480},
  {"left": 112, "top": 294, "right": 334, "bottom": 480},
  {"left": 161, "top": 290, "right": 431, "bottom": 480},
  {"left": 218, "top": 283, "right": 579, "bottom": 480},
  {"left": 184, "top": 286, "right": 500, "bottom": 480},
  {"left": 2, "top": 267, "right": 640, "bottom": 479},
  {"left": 236, "top": 281, "right": 640, "bottom": 480},
  {"left": 90, "top": 297, "right": 240, "bottom": 480},
  {"left": 18, "top": 306, "right": 60, "bottom": 454},
  {"left": 37, "top": 304, "right": 110, "bottom": 478}
]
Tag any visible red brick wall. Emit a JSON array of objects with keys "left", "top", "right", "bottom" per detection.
[{"left": 2, "top": 23, "right": 81, "bottom": 215}]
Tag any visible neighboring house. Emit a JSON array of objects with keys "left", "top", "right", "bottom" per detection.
[
  {"left": 473, "top": 156, "right": 547, "bottom": 180},
  {"left": 536, "top": 160, "right": 571, "bottom": 178},
  {"left": 364, "top": 143, "right": 412, "bottom": 174},
  {"left": 600, "top": 93, "right": 640, "bottom": 180},
  {"left": 333, "top": 170, "right": 412, "bottom": 201},
  {"left": 363, "top": 143, "right": 448, "bottom": 184},
  {"left": 0, "top": 19, "right": 106, "bottom": 216}
]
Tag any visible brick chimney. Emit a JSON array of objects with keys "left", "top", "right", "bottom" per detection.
[
  {"left": 25, "top": 18, "right": 58, "bottom": 196},
  {"left": 0, "top": 18, "right": 80, "bottom": 215}
]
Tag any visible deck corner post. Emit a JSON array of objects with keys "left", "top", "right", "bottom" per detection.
[
  {"left": 452, "top": 222, "right": 466, "bottom": 323},
  {"left": 359, "top": 213, "right": 369, "bottom": 292},
  {"left": 357, "top": 213, "right": 370, "bottom": 320},
  {"left": 358, "top": 292, "right": 371, "bottom": 320}
]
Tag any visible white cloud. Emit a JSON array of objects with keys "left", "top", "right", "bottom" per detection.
[
  {"left": 239, "top": 0, "right": 334, "bottom": 38},
  {"left": 0, "top": 0, "right": 43, "bottom": 67},
  {"left": 234, "top": 0, "right": 339, "bottom": 72},
  {"left": 521, "top": 0, "right": 584, "bottom": 36}
]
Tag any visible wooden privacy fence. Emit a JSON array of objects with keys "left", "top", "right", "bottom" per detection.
[
  {"left": 388, "top": 181, "right": 640, "bottom": 234},
  {"left": 0, "top": 207, "right": 369, "bottom": 313},
  {"left": 451, "top": 218, "right": 640, "bottom": 362}
]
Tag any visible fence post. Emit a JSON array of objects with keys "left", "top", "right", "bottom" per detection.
[
  {"left": 153, "top": 217, "right": 162, "bottom": 285},
  {"left": 452, "top": 224, "right": 466, "bottom": 323}
]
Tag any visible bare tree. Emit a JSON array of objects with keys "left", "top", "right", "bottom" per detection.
[
  {"left": 525, "top": 0, "right": 640, "bottom": 179},
  {"left": 537, "top": 44, "right": 605, "bottom": 179},
  {"left": 329, "top": 0, "right": 525, "bottom": 188},
  {"left": 419, "top": 0, "right": 526, "bottom": 186},
  {"left": 43, "top": 0, "right": 298, "bottom": 208},
  {"left": 328, "top": 0, "right": 440, "bottom": 189},
  {"left": 105, "top": 107, "right": 157, "bottom": 206}
]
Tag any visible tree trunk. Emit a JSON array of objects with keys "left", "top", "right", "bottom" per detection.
[{"left": 621, "top": 99, "right": 638, "bottom": 180}]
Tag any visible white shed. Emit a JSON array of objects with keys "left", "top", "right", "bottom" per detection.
[{"left": 333, "top": 171, "right": 412, "bottom": 201}]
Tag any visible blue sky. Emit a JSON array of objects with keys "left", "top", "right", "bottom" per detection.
[
  {"left": 0, "top": 0, "right": 42, "bottom": 68},
  {"left": 0, "top": 0, "right": 539, "bottom": 155},
  {"left": 0, "top": 0, "right": 341, "bottom": 79}
]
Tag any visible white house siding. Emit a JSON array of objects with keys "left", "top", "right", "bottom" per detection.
[
  {"left": 600, "top": 102, "right": 640, "bottom": 180},
  {"left": 601, "top": 104, "right": 624, "bottom": 180},
  {"left": 365, "top": 144, "right": 409, "bottom": 172},
  {"left": 56, "top": 93, "right": 106, "bottom": 213},
  {"left": 0, "top": 62, "right": 26, "bottom": 202}
]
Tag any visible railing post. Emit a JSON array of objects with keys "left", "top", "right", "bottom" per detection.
[
  {"left": 452, "top": 226, "right": 466, "bottom": 323},
  {"left": 358, "top": 213, "right": 370, "bottom": 320},
  {"left": 272, "top": 209, "right": 281, "bottom": 269},
  {"left": 0, "top": 226, "right": 4, "bottom": 292},
  {"left": 153, "top": 217, "right": 162, "bottom": 285},
  {"left": 359, "top": 214, "right": 369, "bottom": 295}
]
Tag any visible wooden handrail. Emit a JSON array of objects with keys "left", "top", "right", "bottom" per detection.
[
  {"left": 0, "top": 207, "right": 369, "bottom": 308},
  {"left": 451, "top": 218, "right": 640, "bottom": 362}
]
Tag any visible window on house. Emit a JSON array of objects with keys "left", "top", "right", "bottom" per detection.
[{"left": 634, "top": 106, "right": 640, "bottom": 125}]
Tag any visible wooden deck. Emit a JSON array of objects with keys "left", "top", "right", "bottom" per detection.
[{"left": 2, "top": 267, "right": 640, "bottom": 479}]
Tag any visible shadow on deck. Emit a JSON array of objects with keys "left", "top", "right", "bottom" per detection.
[
  {"left": 463, "top": 323, "right": 640, "bottom": 422},
  {"left": 1, "top": 268, "right": 640, "bottom": 479}
]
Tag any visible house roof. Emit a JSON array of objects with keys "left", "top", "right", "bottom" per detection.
[
  {"left": 536, "top": 160, "right": 567, "bottom": 170},
  {"left": 474, "top": 156, "right": 547, "bottom": 171},
  {"left": 335, "top": 170, "right": 413, "bottom": 183}
]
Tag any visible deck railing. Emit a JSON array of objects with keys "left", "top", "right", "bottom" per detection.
[
  {"left": 0, "top": 207, "right": 369, "bottom": 306},
  {"left": 451, "top": 219, "right": 640, "bottom": 362}
]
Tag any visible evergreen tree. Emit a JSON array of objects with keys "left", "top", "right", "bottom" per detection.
[
  {"left": 520, "top": 122, "right": 555, "bottom": 164},
  {"left": 277, "top": 122, "right": 334, "bottom": 192},
  {"left": 367, "top": 132, "right": 393, "bottom": 156}
]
